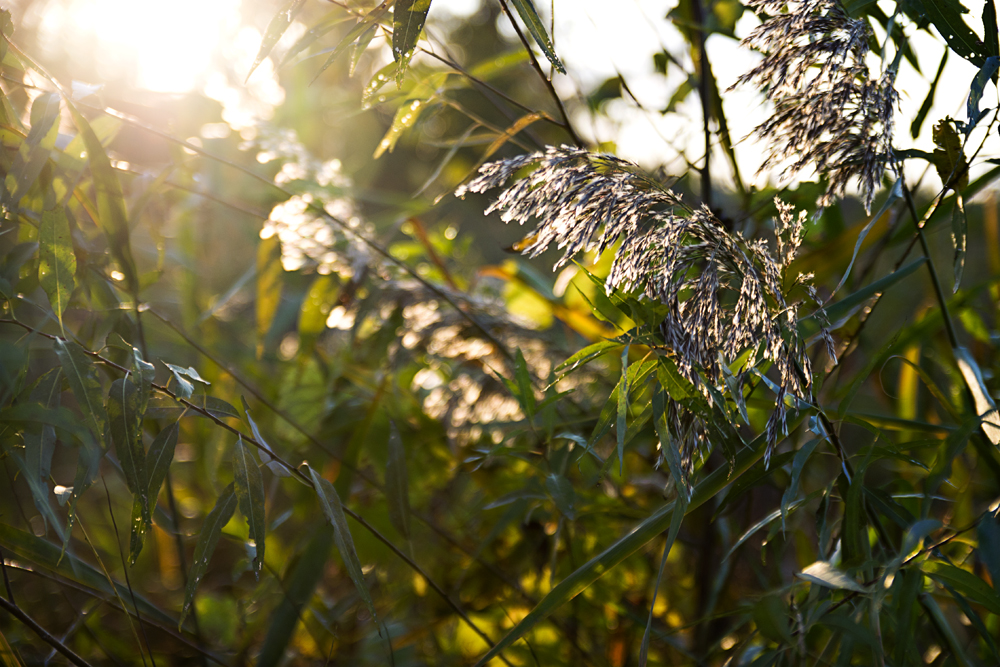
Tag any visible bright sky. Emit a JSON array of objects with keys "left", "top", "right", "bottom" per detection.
[{"left": 18, "top": 0, "right": 999, "bottom": 194}]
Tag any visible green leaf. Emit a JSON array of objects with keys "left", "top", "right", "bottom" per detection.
[
  {"left": 373, "top": 99, "right": 423, "bottom": 158},
  {"left": 986, "top": 0, "right": 999, "bottom": 61},
  {"left": 977, "top": 512, "right": 1000, "bottom": 592},
  {"left": 951, "top": 193, "right": 968, "bottom": 292},
  {"left": 932, "top": 119, "right": 969, "bottom": 190},
  {"left": 780, "top": 438, "right": 820, "bottom": 529},
  {"left": 798, "top": 560, "right": 868, "bottom": 593},
  {"left": 508, "top": 0, "right": 566, "bottom": 74},
  {"left": 616, "top": 345, "right": 629, "bottom": 475},
  {"left": 554, "top": 338, "right": 619, "bottom": 375},
  {"left": 588, "top": 357, "right": 656, "bottom": 451},
  {"left": 918, "top": 0, "right": 988, "bottom": 67},
  {"left": 2, "top": 91, "right": 59, "bottom": 209},
  {"left": 180, "top": 483, "right": 237, "bottom": 629},
  {"left": 349, "top": 23, "right": 378, "bottom": 77},
  {"left": 921, "top": 593, "right": 972, "bottom": 667},
  {"left": 11, "top": 452, "right": 65, "bottom": 544},
  {"left": 315, "top": 1, "right": 394, "bottom": 81},
  {"left": 831, "top": 178, "right": 902, "bottom": 297},
  {"left": 107, "top": 378, "right": 149, "bottom": 531},
  {"left": 281, "top": 14, "right": 353, "bottom": 66},
  {"left": 256, "top": 235, "right": 283, "bottom": 358},
  {"left": 298, "top": 273, "right": 337, "bottom": 355},
  {"left": 545, "top": 473, "right": 576, "bottom": 520},
  {"left": 233, "top": 436, "right": 266, "bottom": 580},
  {"left": 23, "top": 368, "right": 61, "bottom": 489},
  {"left": 392, "top": 0, "right": 431, "bottom": 85},
  {"left": 911, "top": 49, "right": 947, "bottom": 139},
  {"left": 0, "top": 523, "right": 179, "bottom": 629},
  {"left": 385, "top": 422, "right": 411, "bottom": 540},
  {"left": 954, "top": 346, "right": 1000, "bottom": 445},
  {"left": 53, "top": 338, "right": 106, "bottom": 446},
  {"left": 923, "top": 560, "right": 1000, "bottom": 615},
  {"left": 247, "top": 0, "right": 307, "bottom": 82},
  {"left": 38, "top": 207, "right": 76, "bottom": 329},
  {"left": 0, "top": 342, "right": 27, "bottom": 408},
  {"left": 967, "top": 56, "right": 999, "bottom": 127},
  {"left": 145, "top": 422, "right": 178, "bottom": 503},
  {"left": 893, "top": 569, "right": 922, "bottom": 665},
  {"left": 513, "top": 347, "right": 535, "bottom": 419},
  {"left": 129, "top": 495, "right": 147, "bottom": 566},
  {"left": 256, "top": 527, "right": 334, "bottom": 667},
  {"left": 752, "top": 595, "right": 791, "bottom": 644},
  {"left": 471, "top": 432, "right": 770, "bottom": 667},
  {"left": 65, "top": 95, "right": 139, "bottom": 294},
  {"left": 843, "top": 466, "right": 867, "bottom": 565},
  {"left": 307, "top": 465, "right": 378, "bottom": 623},
  {"left": 239, "top": 396, "right": 288, "bottom": 477},
  {"left": 802, "top": 257, "right": 926, "bottom": 332},
  {"left": 145, "top": 394, "right": 240, "bottom": 420},
  {"left": 639, "top": 489, "right": 686, "bottom": 666}
]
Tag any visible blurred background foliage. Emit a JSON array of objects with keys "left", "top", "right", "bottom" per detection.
[{"left": 0, "top": 0, "right": 1000, "bottom": 665}]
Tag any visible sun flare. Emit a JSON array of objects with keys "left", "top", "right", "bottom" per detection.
[{"left": 37, "top": 0, "right": 242, "bottom": 93}]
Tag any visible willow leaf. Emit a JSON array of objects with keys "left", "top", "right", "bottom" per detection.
[
  {"left": 180, "top": 484, "right": 237, "bottom": 629},
  {"left": 307, "top": 465, "right": 378, "bottom": 623},
  {"left": 233, "top": 436, "right": 266, "bottom": 579},
  {"left": 508, "top": 0, "right": 566, "bottom": 73}
]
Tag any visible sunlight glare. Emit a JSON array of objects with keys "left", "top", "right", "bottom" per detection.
[{"left": 53, "top": 0, "right": 241, "bottom": 93}]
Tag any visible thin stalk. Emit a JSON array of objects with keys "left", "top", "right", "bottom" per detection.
[
  {"left": 0, "top": 595, "right": 94, "bottom": 667},
  {"left": 690, "top": 0, "right": 713, "bottom": 209},
  {"left": 900, "top": 180, "right": 960, "bottom": 349},
  {"left": 496, "top": 0, "right": 583, "bottom": 147}
]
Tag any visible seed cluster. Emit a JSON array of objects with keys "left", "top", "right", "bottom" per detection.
[
  {"left": 733, "top": 0, "right": 899, "bottom": 212},
  {"left": 458, "top": 147, "right": 822, "bottom": 467}
]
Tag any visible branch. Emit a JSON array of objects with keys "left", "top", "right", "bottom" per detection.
[{"left": 0, "top": 594, "right": 94, "bottom": 667}]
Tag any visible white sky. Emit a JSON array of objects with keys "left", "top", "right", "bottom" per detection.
[{"left": 19, "top": 0, "right": 1000, "bottom": 196}]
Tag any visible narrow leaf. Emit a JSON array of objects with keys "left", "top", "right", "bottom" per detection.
[
  {"left": 392, "top": 0, "right": 431, "bottom": 84},
  {"left": 145, "top": 422, "right": 179, "bottom": 502},
  {"left": 951, "top": 193, "right": 967, "bottom": 292},
  {"left": 145, "top": 394, "right": 240, "bottom": 420},
  {"left": 65, "top": 96, "right": 139, "bottom": 294},
  {"left": 798, "top": 560, "right": 868, "bottom": 592},
  {"left": 471, "top": 432, "right": 770, "bottom": 667},
  {"left": 107, "top": 378, "right": 149, "bottom": 528},
  {"left": 508, "top": 0, "right": 566, "bottom": 73},
  {"left": 514, "top": 347, "right": 535, "bottom": 419},
  {"left": 314, "top": 1, "right": 394, "bottom": 80},
  {"left": 38, "top": 207, "right": 76, "bottom": 329},
  {"left": 920, "top": 0, "right": 988, "bottom": 67},
  {"left": 240, "top": 396, "right": 289, "bottom": 477},
  {"left": 11, "top": 453, "right": 66, "bottom": 544},
  {"left": 307, "top": 465, "right": 378, "bottom": 623},
  {"left": 554, "top": 338, "right": 619, "bottom": 375},
  {"left": 616, "top": 345, "right": 629, "bottom": 475},
  {"left": 923, "top": 560, "right": 1000, "bottom": 615},
  {"left": 639, "top": 493, "right": 686, "bottom": 666},
  {"left": 2, "top": 91, "right": 60, "bottom": 208},
  {"left": 233, "top": 436, "right": 266, "bottom": 579},
  {"left": 256, "top": 527, "right": 334, "bottom": 667},
  {"left": 129, "top": 496, "right": 147, "bottom": 566},
  {"left": 780, "top": 439, "right": 820, "bottom": 529},
  {"left": 247, "top": 0, "right": 307, "bottom": 82},
  {"left": 257, "top": 219, "right": 282, "bottom": 359},
  {"left": 830, "top": 178, "right": 902, "bottom": 298},
  {"left": 954, "top": 346, "right": 1000, "bottom": 445},
  {"left": 967, "top": 56, "right": 999, "bottom": 127},
  {"left": 373, "top": 99, "right": 423, "bottom": 158},
  {"left": 385, "top": 423, "right": 411, "bottom": 539},
  {"left": 24, "top": 368, "right": 61, "bottom": 487},
  {"left": 54, "top": 338, "right": 106, "bottom": 445},
  {"left": 978, "top": 512, "right": 1000, "bottom": 591},
  {"left": 180, "top": 484, "right": 237, "bottom": 628},
  {"left": 545, "top": 473, "right": 576, "bottom": 520},
  {"left": 912, "top": 49, "right": 947, "bottom": 139}
]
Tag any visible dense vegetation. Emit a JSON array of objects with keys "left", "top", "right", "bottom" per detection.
[{"left": 2, "top": 0, "right": 1000, "bottom": 664}]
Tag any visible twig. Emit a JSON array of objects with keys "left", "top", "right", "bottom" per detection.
[
  {"left": 0, "top": 317, "right": 514, "bottom": 667},
  {"left": 100, "top": 478, "right": 155, "bottom": 667},
  {"left": 689, "top": 0, "right": 713, "bottom": 209},
  {"left": 0, "top": 594, "right": 94, "bottom": 667},
  {"left": 496, "top": 0, "right": 583, "bottom": 147}
]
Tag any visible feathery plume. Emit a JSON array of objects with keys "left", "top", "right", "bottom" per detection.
[
  {"left": 733, "top": 0, "right": 899, "bottom": 212},
  {"left": 458, "top": 147, "right": 819, "bottom": 470}
]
